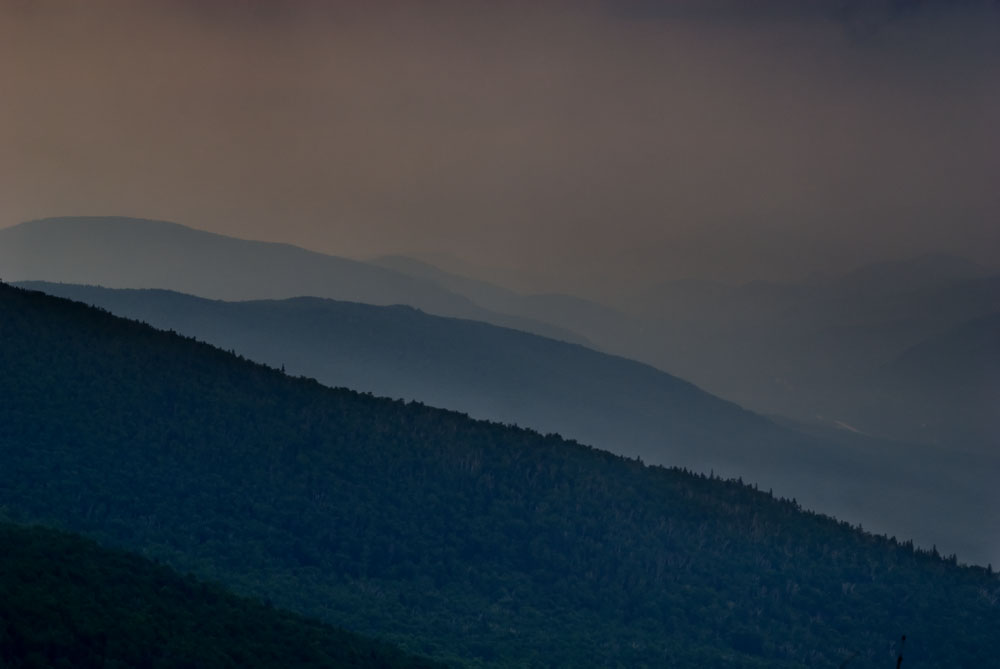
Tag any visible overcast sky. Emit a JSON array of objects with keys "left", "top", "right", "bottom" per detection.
[{"left": 2, "top": 0, "right": 998, "bottom": 297}]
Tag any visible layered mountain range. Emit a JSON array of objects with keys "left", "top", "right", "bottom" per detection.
[
  {"left": 4, "top": 216, "right": 995, "bottom": 452},
  {"left": 18, "top": 280, "right": 1000, "bottom": 566}
]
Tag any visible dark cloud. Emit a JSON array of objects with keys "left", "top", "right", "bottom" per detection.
[
  {"left": 610, "top": 0, "right": 999, "bottom": 20},
  {"left": 609, "top": 0, "right": 1000, "bottom": 40}
]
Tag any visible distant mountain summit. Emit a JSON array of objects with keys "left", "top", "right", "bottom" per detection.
[
  {"left": 620, "top": 255, "right": 999, "bottom": 445},
  {"left": 0, "top": 216, "right": 585, "bottom": 344}
]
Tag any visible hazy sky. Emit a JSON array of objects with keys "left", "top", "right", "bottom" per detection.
[{"left": 2, "top": 0, "right": 998, "bottom": 296}]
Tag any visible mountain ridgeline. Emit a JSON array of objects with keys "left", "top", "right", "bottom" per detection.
[
  {"left": 620, "top": 257, "right": 999, "bottom": 448},
  {"left": 0, "top": 216, "right": 584, "bottom": 345},
  {"left": 377, "top": 251, "right": 999, "bottom": 452},
  {"left": 20, "top": 280, "right": 1000, "bottom": 566},
  {"left": 0, "top": 522, "right": 442, "bottom": 669},
  {"left": 11, "top": 281, "right": 783, "bottom": 470},
  {"left": 4, "top": 217, "right": 995, "bottom": 455},
  {"left": 1, "top": 282, "right": 998, "bottom": 667},
  {"left": 868, "top": 311, "right": 1000, "bottom": 448}
]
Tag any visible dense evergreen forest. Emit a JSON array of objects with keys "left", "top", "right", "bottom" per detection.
[
  {"left": 0, "top": 522, "right": 442, "bottom": 668},
  {"left": 1, "top": 283, "right": 998, "bottom": 667}
]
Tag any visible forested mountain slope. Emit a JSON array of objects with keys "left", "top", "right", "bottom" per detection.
[
  {"left": 11, "top": 282, "right": 779, "bottom": 471},
  {"left": 0, "top": 522, "right": 442, "bottom": 669},
  {"left": 1, "top": 283, "right": 998, "bottom": 667},
  {"left": 18, "top": 281, "right": 998, "bottom": 566}
]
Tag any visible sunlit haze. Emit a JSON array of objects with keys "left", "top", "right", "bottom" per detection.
[{"left": 2, "top": 0, "right": 998, "bottom": 298}]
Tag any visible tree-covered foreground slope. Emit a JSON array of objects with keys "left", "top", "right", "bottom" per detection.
[
  {"left": 19, "top": 281, "right": 998, "bottom": 564},
  {"left": 1, "top": 283, "right": 998, "bottom": 667},
  {"left": 0, "top": 522, "right": 441, "bottom": 669}
]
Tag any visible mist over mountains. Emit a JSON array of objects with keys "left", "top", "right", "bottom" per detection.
[
  {"left": 7, "top": 216, "right": 995, "bottom": 451},
  {"left": 377, "top": 245, "right": 998, "bottom": 452},
  {"left": 619, "top": 257, "right": 999, "bottom": 449},
  {"left": 4, "top": 1, "right": 998, "bottom": 663},
  {"left": 4, "top": 215, "right": 994, "bottom": 427},
  {"left": 0, "top": 217, "right": 585, "bottom": 346},
  {"left": 370, "top": 255, "right": 632, "bottom": 353},
  {"left": 5, "top": 215, "right": 997, "bottom": 552},
  {"left": 2, "top": 214, "right": 998, "bottom": 664}
]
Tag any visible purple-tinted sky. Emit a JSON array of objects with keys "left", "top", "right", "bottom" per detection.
[{"left": 2, "top": 0, "right": 998, "bottom": 296}]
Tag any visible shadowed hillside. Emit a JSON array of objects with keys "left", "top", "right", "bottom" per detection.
[
  {"left": 0, "top": 522, "right": 442, "bottom": 669},
  {"left": 19, "top": 281, "right": 1000, "bottom": 566},
  {"left": 1, "top": 282, "right": 999, "bottom": 667}
]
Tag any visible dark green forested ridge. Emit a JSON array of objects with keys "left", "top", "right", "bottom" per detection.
[
  {"left": 1, "top": 282, "right": 998, "bottom": 667},
  {"left": 16, "top": 281, "right": 996, "bottom": 565},
  {"left": 0, "top": 522, "right": 443, "bottom": 669}
]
